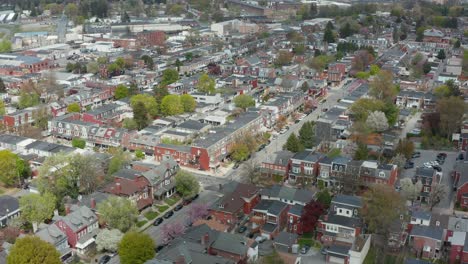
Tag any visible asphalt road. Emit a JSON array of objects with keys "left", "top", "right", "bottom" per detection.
[
  {"left": 144, "top": 189, "right": 221, "bottom": 246},
  {"left": 400, "top": 149, "right": 457, "bottom": 211},
  {"left": 226, "top": 85, "right": 349, "bottom": 182}
]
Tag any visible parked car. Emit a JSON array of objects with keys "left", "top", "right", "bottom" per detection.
[
  {"left": 404, "top": 161, "right": 414, "bottom": 169},
  {"left": 233, "top": 163, "right": 240, "bottom": 169},
  {"left": 457, "top": 153, "right": 465, "bottom": 160},
  {"left": 237, "top": 226, "right": 247, "bottom": 233},
  {"left": 98, "top": 255, "right": 111, "bottom": 264},
  {"left": 322, "top": 108, "right": 329, "bottom": 112},
  {"left": 183, "top": 199, "right": 192, "bottom": 206},
  {"left": 155, "top": 244, "right": 166, "bottom": 252},
  {"left": 174, "top": 204, "right": 183, "bottom": 211},
  {"left": 191, "top": 194, "right": 199, "bottom": 200},
  {"left": 412, "top": 152, "right": 421, "bottom": 158},
  {"left": 153, "top": 218, "right": 163, "bottom": 226},
  {"left": 301, "top": 245, "right": 310, "bottom": 254},
  {"left": 320, "top": 247, "right": 328, "bottom": 255},
  {"left": 433, "top": 165, "right": 442, "bottom": 172},
  {"left": 255, "top": 236, "right": 267, "bottom": 243},
  {"left": 437, "top": 153, "right": 447, "bottom": 158},
  {"left": 163, "top": 211, "right": 174, "bottom": 219}
]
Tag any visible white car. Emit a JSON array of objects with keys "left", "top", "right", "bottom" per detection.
[{"left": 423, "top": 162, "right": 432, "bottom": 168}]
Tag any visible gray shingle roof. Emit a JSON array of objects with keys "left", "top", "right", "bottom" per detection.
[
  {"left": 254, "top": 200, "right": 288, "bottom": 216},
  {"left": 274, "top": 232, "right": 298, "bottom": 247},
  {"left": 410, "top": 225, "right": 443, "bottom": 241},
  {"left": 331, "top": 195, "right": 362, "bottom": 208},
  {"left": 0, "top": 196, "right": 19, "bottom": 218},
  {"left": 211, "top": 232, "right": 248, "bottom": 256}
]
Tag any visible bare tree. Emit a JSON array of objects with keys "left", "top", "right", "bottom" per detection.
[
  {"left": 429, "top": 184, "right": 448, "bottom": 211},
  {"left": 241, "top": 159, "right": 261, "bottom": 184}
]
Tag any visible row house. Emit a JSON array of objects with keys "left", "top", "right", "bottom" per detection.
[
  {"left": 53, "top": 205, "right": 99, "bottom": 255},
  {"left": 81, "top": 103, "right": 123, "bottom": 125},
  {"left": 2, "top": 106, "right": 45, "bottom": 128},
  {"left": 64, "top": 85, "right": 115, "bottom": 110},
  {"left": 345, "top": 34, "right": 390, "bottom": 52},
  {"left": 87, "top": 126, "right": 133, "bottom": 148},
  {"left": 288, "top": 151, "right": 324, "bottom": 184},
  {"left": 0, "top": 54, "right": 51, "bottom": 76},
  {"left": 315, "top": 107, "right": 351, "bottom": 144},
  {"left": 154, "top": 144, "right": 199, "bottom": 169},
  {"left": 260, "top": 185, "right": 315, "bottom": 206},
  {"left": 24, "top": 140, "right": 75, "bottom": 157},
  {"left": 453, "top": 160, "right": 468, "bottom": 208},
  {"left": 260, "top": 150, "right": 294, "bottom": 181},
  {"left": 414, "top": 167, "right": 441, "bottom": 203},
  {"left": 251, "top": 200, "right": 289, "bottom": 239},
  {"left": 179, "top": 52, "right": 226, "bottom": 75},
  {"left": 49, "top": 102, "right": 68, "bottom": 117},
  {"left": 49, "top": 114, "right": 93, "bottom": 140},
  {"left": 317, "top": 195, "right": 363, "bottom": 246},
  {"left": 409, "top": 225, "right": 445, "bottom": 259},
  {"left": 0, "top": 196, "right": 20, "bottom": 228},
  {"left": 395, "top": 90, "right": 437, "bottom": 110},
  {"left": 0, "top": 134, "right": 35, "bottom": 152},
  {"left": 327, "top": 63, "right": 347, "bottom": 85},
  {"left": 209, "top": 182, "right": 260, "bottom": 226},
  {"left": 287, "top": 204, "right": 304, "bottom": 235},
  {"left": 126, "top": 133, "right": 160, "bottom": 155},
  {"left": 35, "top": 224, "right": 73, "bottom": 262},
  {"left": 102, "top": 168, "right": 153, "bottom": 210}
]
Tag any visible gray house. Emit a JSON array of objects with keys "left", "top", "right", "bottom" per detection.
[{"left": 0, "top": 196, "right": 20, "bottom": 227}]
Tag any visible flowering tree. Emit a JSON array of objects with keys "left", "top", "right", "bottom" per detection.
[
  {"left": 160, "top": 222, "right": 186, "bottom": 244},
  {"left": 187, "top": 203, "right": 209, "bottom": 223}
]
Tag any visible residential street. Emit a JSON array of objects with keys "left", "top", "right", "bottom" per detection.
[
  {"left": 144, "top": 189, "right": 221, "bottom": 246},
  {"left": 225, "top": 85, "right": 349, "bottom": 182}
]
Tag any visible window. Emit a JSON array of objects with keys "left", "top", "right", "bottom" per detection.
[
  {"left": 294, "top": 225, "right": 297, "bottom": 231},
  {"left": 424, "top": 186, "right": 430, "bottom": 192},
  {"left": 339, "top": 209, "right": 342, "bottom": 213}
]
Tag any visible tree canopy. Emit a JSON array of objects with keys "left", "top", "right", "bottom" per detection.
[
  {"left": 283, "top": 133, "right": 304, "bottom": 153},
  {"left": 0, "top": 150, "right": 31, "bottom": 187},
  {"left": 7, "top": 236, "right": 61, "bottom": 264},
  {"left": 369, "top": 70, "right": 397, "bottom": 101},
  {"left": 97, "top": 196, "right": 139, "bottom": 232},
  {"left": 130, "top": 94, "right": 158, "bottom": 117},
  {"left": 96, "top": 229, "right": 123, "bottom": 252},
  {"left": 115, "top": 84, "right": 129, "bottom": 99},
  {"left": 197, "top": 73, "right": 216, "bottom": 94},
  {"left": 175, "top": 170, "right": 200, "bottom": 198},
  {"left": 67, "top": 103, "right": 81, "bottom": 113},
  {"left": 20, "top": 192, "right": 56, "bottom": 232},
  {"left": 118, "top": 232, "right": 155, "bottom": 264},
  {"left": 160, "top": 94, "right": 184, "bottom": 116},
  {"left": 160, "top": 68, "right": 179, "bottom": 88},
  {"left": 298, "top": 121, "right": 315, "bottom": 149},
  {"left": 233, "top": 94, "right": 255, "bottom": 110},
  {"left": 180, "top": 94, "right": 197, "bottom": 112}
]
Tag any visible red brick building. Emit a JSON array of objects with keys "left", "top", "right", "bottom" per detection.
[
  {"left": 136, "top": 30, "right": 166, "bottom": 47},
  {"left": 409, "top": 225, "right": 445, "bottom": 259},
  {"left": 453, "top": 161, "right": 468, "bottom": 208},
  {"left": 448, "top": 232, "right": 466, "bottom": 264},
  {"left": 209, "top": 182, "right": 260, "bottom": 226},
  {"left": 0, "top": 54, "right": 51, "bottom": 76},
  {"left": 286, "top": 204, "right": 304, "bottom": 235},
  {"left": 252, "top": 200, "right": 289, "bottom": 239},
  {"left": 54, "top": 205, "right": 99, "bottom": 249}
]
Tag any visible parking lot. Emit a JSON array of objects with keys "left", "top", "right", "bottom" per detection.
[{"left": 400, "top": 149, "right": 458, "bottom": 211}]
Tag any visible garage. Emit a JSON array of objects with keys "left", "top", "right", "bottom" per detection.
[
  {"left": 326, "top": 244, "right": 350, "bottom": 264},
  {"left": 328, "top": 255, "right": 345, "bottom": 264}
]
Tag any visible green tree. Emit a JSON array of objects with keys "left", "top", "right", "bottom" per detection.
[
  {"left": 354, "top": 142, "right": 369, "bottom": 160},
  {"left": 133, "top": 101, "right": 149, "bottom": 130},
  {"left": 115, "top": 84, "right": 129, "bottom": 99},
  {"left": 160, "top": 95, "right": 183, "bottom": 116},
  {"left": 118, "top": 232, "right": 155, "bottom": 264},
  {"left": 416, "top": 26, "right": 426, "bottom": 42},
  {"left": 0, "top": 77, "right": 6, "bottom": 93},
  {"left": 122, "top": 118, "right": 138, "bottom": 130},
  {"left": 71, "top": 138, "right": 86, "bottom": 149},
  {"left": 115, "top": 57, "right": 125, "bottom": 68},
  {"left": 454, "top": 39, "right": 461, "bottom": 49},
  {"left": 87, "top": 62, "right": 99, "bottom": 74},
  {"left": 231, "top": 143, "right": 250, "bottom": 162},
  {"left": 140, "top": 55, "right": 154, "bottom": 70},
  {"left": 339, "top": 22, "right": 353, "bottom": 38},
  {"left": 67, "top": 103, "right": 81, "bottom": 113},
  {"left": 160, "top": 68, "right": 179, "bottom": 88},
  {"left": 437, "top": 96, "right": 466, "bottom": 138},
  {"left": 0, "top": 150, "right": 30, "bottom": 187},
  {"left": 369, "top": 70, "right": 397, "bottom": 101},
  {"left": 97, "top": 197, "right": 139, "bottom": 232},
  {"left": 7, "top": 236, "right": 61, "bottom": 264},
  {"left": 0, "top": 40, "right": 12, "bottom": 53},
  {"left": 436, "top": 49, "right": 446, "bottom": 60},
  {"left": 369, "top": 64, "right": 380, "bottom": 75},
  {"left": 233, "top": 94, "right": 255, "bottom": 110},
  {"left": 395, "top": 139, "right": 415, "bottom": 159},
  {"left": 434, "top": 85, "right": 451, "bottom": 98},
  {"left": 135, "top": 149, "right": 145, "bottom": 160},
  {"left": 283, "top": 133, "right": 304, "bottom": 153},
  {"left": 130, "top": 94, "right": 158, "bottom": 117},
  {"left": 20, "top": 192, "right": 56, "bottom": 232},
  {"left": 323, "top": 21, "right": 335, "bottom": 43},
  {"left": 316, "top": 189, "right": 332, "bottom": 208},
  {"left": 18, "top": 92, "right": 40, "bottom": 109},
  {"left": 107, "top": 148, "right": 131, "bottom": 176},
  {"left": 298, "top": 121, "right": 315, "bottom": 148},
  {"left": 175, "top": 170, "right": 200, "bottom": 198},
  {"left": 0, "top": 101, "right": 5, "bottom": 115},
  {"left": 197, "top": 73, "right": 216, "bottom": 94},
  {"left": 355, "top": 71, "right": 370, "bottom": 79},
  {"left": 175, "top": 59, "right": 182, "bottom": 71},
  {"left": 180, "top": 94, "right": 197, "bottom": 112},
  {"left": 308, "top": 55, "right": 334, "bottom": 71},
  {"left": 64, "top": 3, "right": 79, "bottom": 19},
  {"left": 274, "top": 51, "right": 293, "bottom": 67}
]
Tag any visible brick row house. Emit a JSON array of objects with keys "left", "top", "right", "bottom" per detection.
[{"left": 453, "top": 159, "right": 468, "bottom": 209}]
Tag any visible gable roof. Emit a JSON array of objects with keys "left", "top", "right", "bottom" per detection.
[
  {"left": 410, "top": 225, "right": 444, "bottom": 241},
  {"left": 211, "top": 232, "right": 248, "bottom": 256},
  {"left": 274, "top": 232, "right": 298, "bottom": 247},
  {"left": 0, "top": 196, "right": 19, "bottom": 218},
  {"left": 253, "top": 200, "right": 288, "bottom": 216},
  {"left": 260, "top": 185, "right": 315, "bottom": 204},
  {"left": 54, "top": 205, "right": 97, "bottom": 232}
]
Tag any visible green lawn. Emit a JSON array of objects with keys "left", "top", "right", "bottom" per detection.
[
  {"left": 165, "top": 196, "right": 181, "bottom": 206},
  {"left": 157, "top": 205, "right": 169, "bottom": 213},
  {"left": 327, "top": 148, "right": 341, "bottom": 158},
  {"left": 298, "top": 233, "right": 320, "bottom": 248},
  {"left": 144, "top": 211, "right": 159, "bottom": 220},
  {"left": 136, "top": 220, "right": 148, "bottom": 228},
  {"left": 363, "top": 247, "right": 404, "bottom": 264}
]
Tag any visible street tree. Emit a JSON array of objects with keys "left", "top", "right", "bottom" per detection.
[
  {"left": 130, "top": 94, "right": 158, "bottom": 117},
  {"left": 361, "top": 185, "right": 405, "bottom": 237},
  {"left": 274, "top": 51, "right": 293, "bottom": 67},
  {"left": 276, "top": 115, "right": 287, "bottom": 130},
  {"left": 366, "top": 111, "right": 389, "bottom": 132},
  {"left": 67, "top": 103, "right": 81, "bottom": 113},
  {"left": 118, "top": 232, "right": 155, "bottom": 264},
  {"left": 160, "top": 94, "right": 183, "bottom": 116},
  {"left": 395, "top": 139, "right": 415, "bottom": 159},
  {"left": 234, "top": 94, "right": 255, "bottom": 110},
  {"left": 7, "top": 236, "right": 61, "bottom": 264},
  {"left": 107, "top": 148, "right": 132, "bottom": 176},
  {"left": 197, "top": 73, "right": 216, "bottom": 94},
  {"left": 133, "top": 101, "right": 149, "bottom": 130},
  {"left": 298, "top": 121, "right": 315, "bottom": 148},
  {"left": 369, "top": 64, "right": 380, "bottom": 75},
  {"left": 122, "top": 118, "right": 138, "bottom": 130},
  {"left": 96, "top": 229, "right": 123, "bottom": 252},
  {"left": 0, "top": 150, "right": 30, "bottom": 187},
  {"left": 301, "top": 201, "right": 325, "bottom": 233},
  {"left": 351, "top": 50, "right": 374, "bottom": 73},
  {"left": 20, "top": 192, "right": 56, "bottom": 232},
  {"left": 160, "top": 222, "right": 186, "bottom": 244},
  {"left": 308, "top": 55, "right": 334, "bottom": 71},
  {"left": 114, "top": 84, "right": 129, "bottom": 99},
  {"left": 284, "top": 133, "right": 304, "bottom": 153},
  {"left": 369, "top": 70, "right": 397, "bottom": 101},
  {"left": 186, "top": 203, "right": 210, "bottom": 223},
  {"left": 180, "top": 94, "right": 197, "bottom": 112},
  {"left": 175, "top": 170, "right": 200, "bottom": 198},
  {"left": 429, "top": 184, "right": 448, "bottom": 211},
  {"left": 231, "top": 142, "right": 250, "bottom": 162},
  {"left": 135, "top": 149, "right": 145, "bottom": 160},
  {"left": 400, "top": 178, "right": 423, "bottom": 205},
  {"left": 97, "top": 196, "right": 139, "bottom": 232},
  {"left": 437, "top": 96, "right": 466, "bottom": 138},
  {"left": 18, "top": 92, "right": 40, "bottom": 109},
  {"left": 434, "top": 84, "right": 451, "bottom": 98},
  {"left": 242, "top": 159, "right": 261, "bottom": 184}
]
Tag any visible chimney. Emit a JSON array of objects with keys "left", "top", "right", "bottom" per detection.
[
  {"left": 65, "top": 204, "right": 71, "bottom": 215},
  {"left": 91, "top": 198, "right": 96, "bottom": 209},
  {"left": 201, "top": 232, "right": 209, "bottom": 246}
]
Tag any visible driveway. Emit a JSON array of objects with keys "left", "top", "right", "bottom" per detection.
[{"left": 399, "top": 150, "right": 457, "bottom": 212}]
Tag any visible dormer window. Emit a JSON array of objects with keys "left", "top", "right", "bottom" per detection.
[
  {"left": 436, "top": 221, "right": 440, "bottom": 226},
  {"left": 379, "top": 172, "right": 385, "bottom": 178},
  {"left": 219, "top": 204, "right": 224, "bottom": 209}
]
